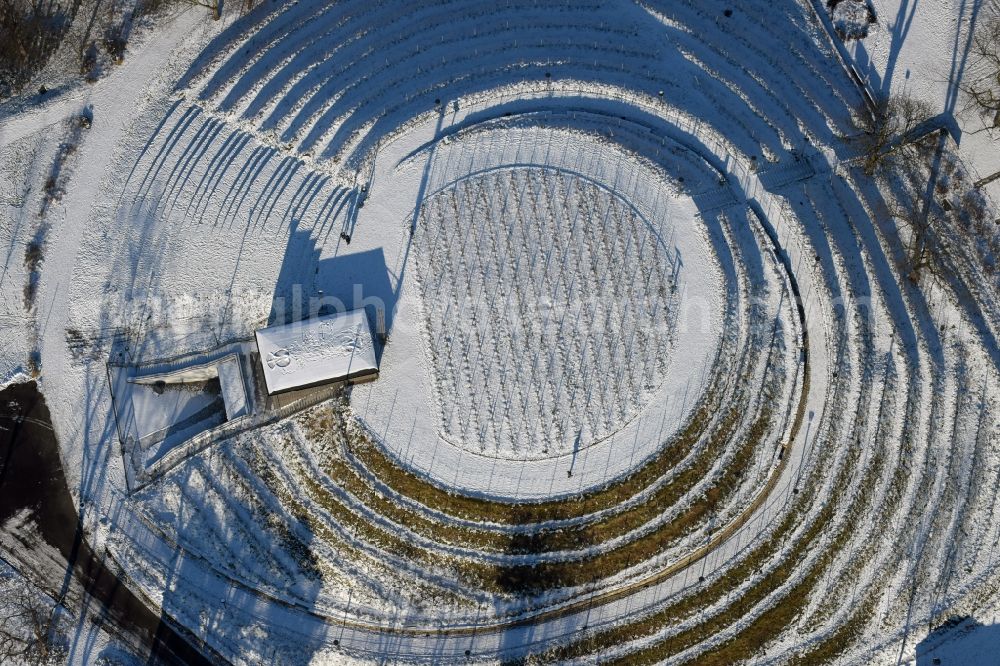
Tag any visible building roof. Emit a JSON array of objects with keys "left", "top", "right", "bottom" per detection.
[
  {"left": 217, "top": 355, "right": 249, "bottom": 419},
  {"left": 254, "top": 309, "right": 378, "bottom": 395}
]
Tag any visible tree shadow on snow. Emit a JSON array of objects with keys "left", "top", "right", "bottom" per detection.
[{"left": 915, "top": 616, "right": 1000, "bottom": 665}]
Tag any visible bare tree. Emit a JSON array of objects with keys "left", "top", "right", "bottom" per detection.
[
  {"left": 960, "top": 15, "right": 1000, "bottom": 134},
  {"left": 886, "top": 200, "right": 939, "bottom": 282},
  {"left": 185, "top": 0, "right": 221, "bottom": 20},
  {"left": 0, "top": 572, "right": 66, "bottom": 665},
  {"left": 856, "top": 95, "right": 934, "bottom": 176},
  {"left": 0, "top": 0, "right": 70, "bottom": 97},
  {"left": 961, "top": 15, "right": 1000, "bottom": 187}
]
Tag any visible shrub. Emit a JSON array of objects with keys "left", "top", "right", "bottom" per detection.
[{"left": 0, "top": 0, "right": 70, "bottom": 98}]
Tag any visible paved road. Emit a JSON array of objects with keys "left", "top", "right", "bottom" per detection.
[{"left": 0, "top": 381, "right": 218, "bottom": 665}]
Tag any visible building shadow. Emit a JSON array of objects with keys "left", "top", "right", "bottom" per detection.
[{"left": 269, "top": 221, "right": 398, "bottom": 362}]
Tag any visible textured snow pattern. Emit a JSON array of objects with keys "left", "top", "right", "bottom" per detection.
[
  {"left": 256, "top": 310, "right": 377, "bottom": 394},
  {"left": 413, "top": 167, "right": 678, "bottom": 456}
]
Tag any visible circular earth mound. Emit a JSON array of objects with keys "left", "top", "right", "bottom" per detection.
[
  {"left": 45, "top": 1, "right": 998, "bottom": 665},
  {"left": 413, "top": 166, "right": 679, "bottom": 457}
]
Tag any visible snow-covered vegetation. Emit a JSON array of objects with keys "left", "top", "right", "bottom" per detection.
[
  {"left": 0, "top": 0, "right": 998, "bottom": 664},
  {"left": 830, "top": 0, "right": 875, "bottom": 40}
]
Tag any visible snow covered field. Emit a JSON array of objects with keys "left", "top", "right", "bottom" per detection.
[
  {"left": 842, "top": 0, "right": 1000, "bottom": 201},
  {"left": 0, "top": 0, "right": 998, "bottom": 664},
  {"left": 350, "top": 121, "right": 747, "bottom": 498}
]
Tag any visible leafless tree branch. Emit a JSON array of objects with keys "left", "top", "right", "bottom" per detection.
[
  {"left": 959, "top": 16, "right": 1000, "bottom": 135},
  {"left": 856, "top": 95, "right": 934, "bottom": 176}
]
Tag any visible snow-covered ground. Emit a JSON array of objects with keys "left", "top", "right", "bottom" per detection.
[
  {"left": 0, "top": 554, "right": 143, "bottom": 665},
  {"left": 350, "top": 121, "right": 743, "bottom": 499},
  {"left": 0, "top": 0, "right": 997, "bottom": 664},
  {"left": 838, "top": 0, "right": 1000, "bottom": 202}
]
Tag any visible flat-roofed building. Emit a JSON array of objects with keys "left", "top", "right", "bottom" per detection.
[{"left": 254, "top": 309, "right": 379, "bottom": 395}]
